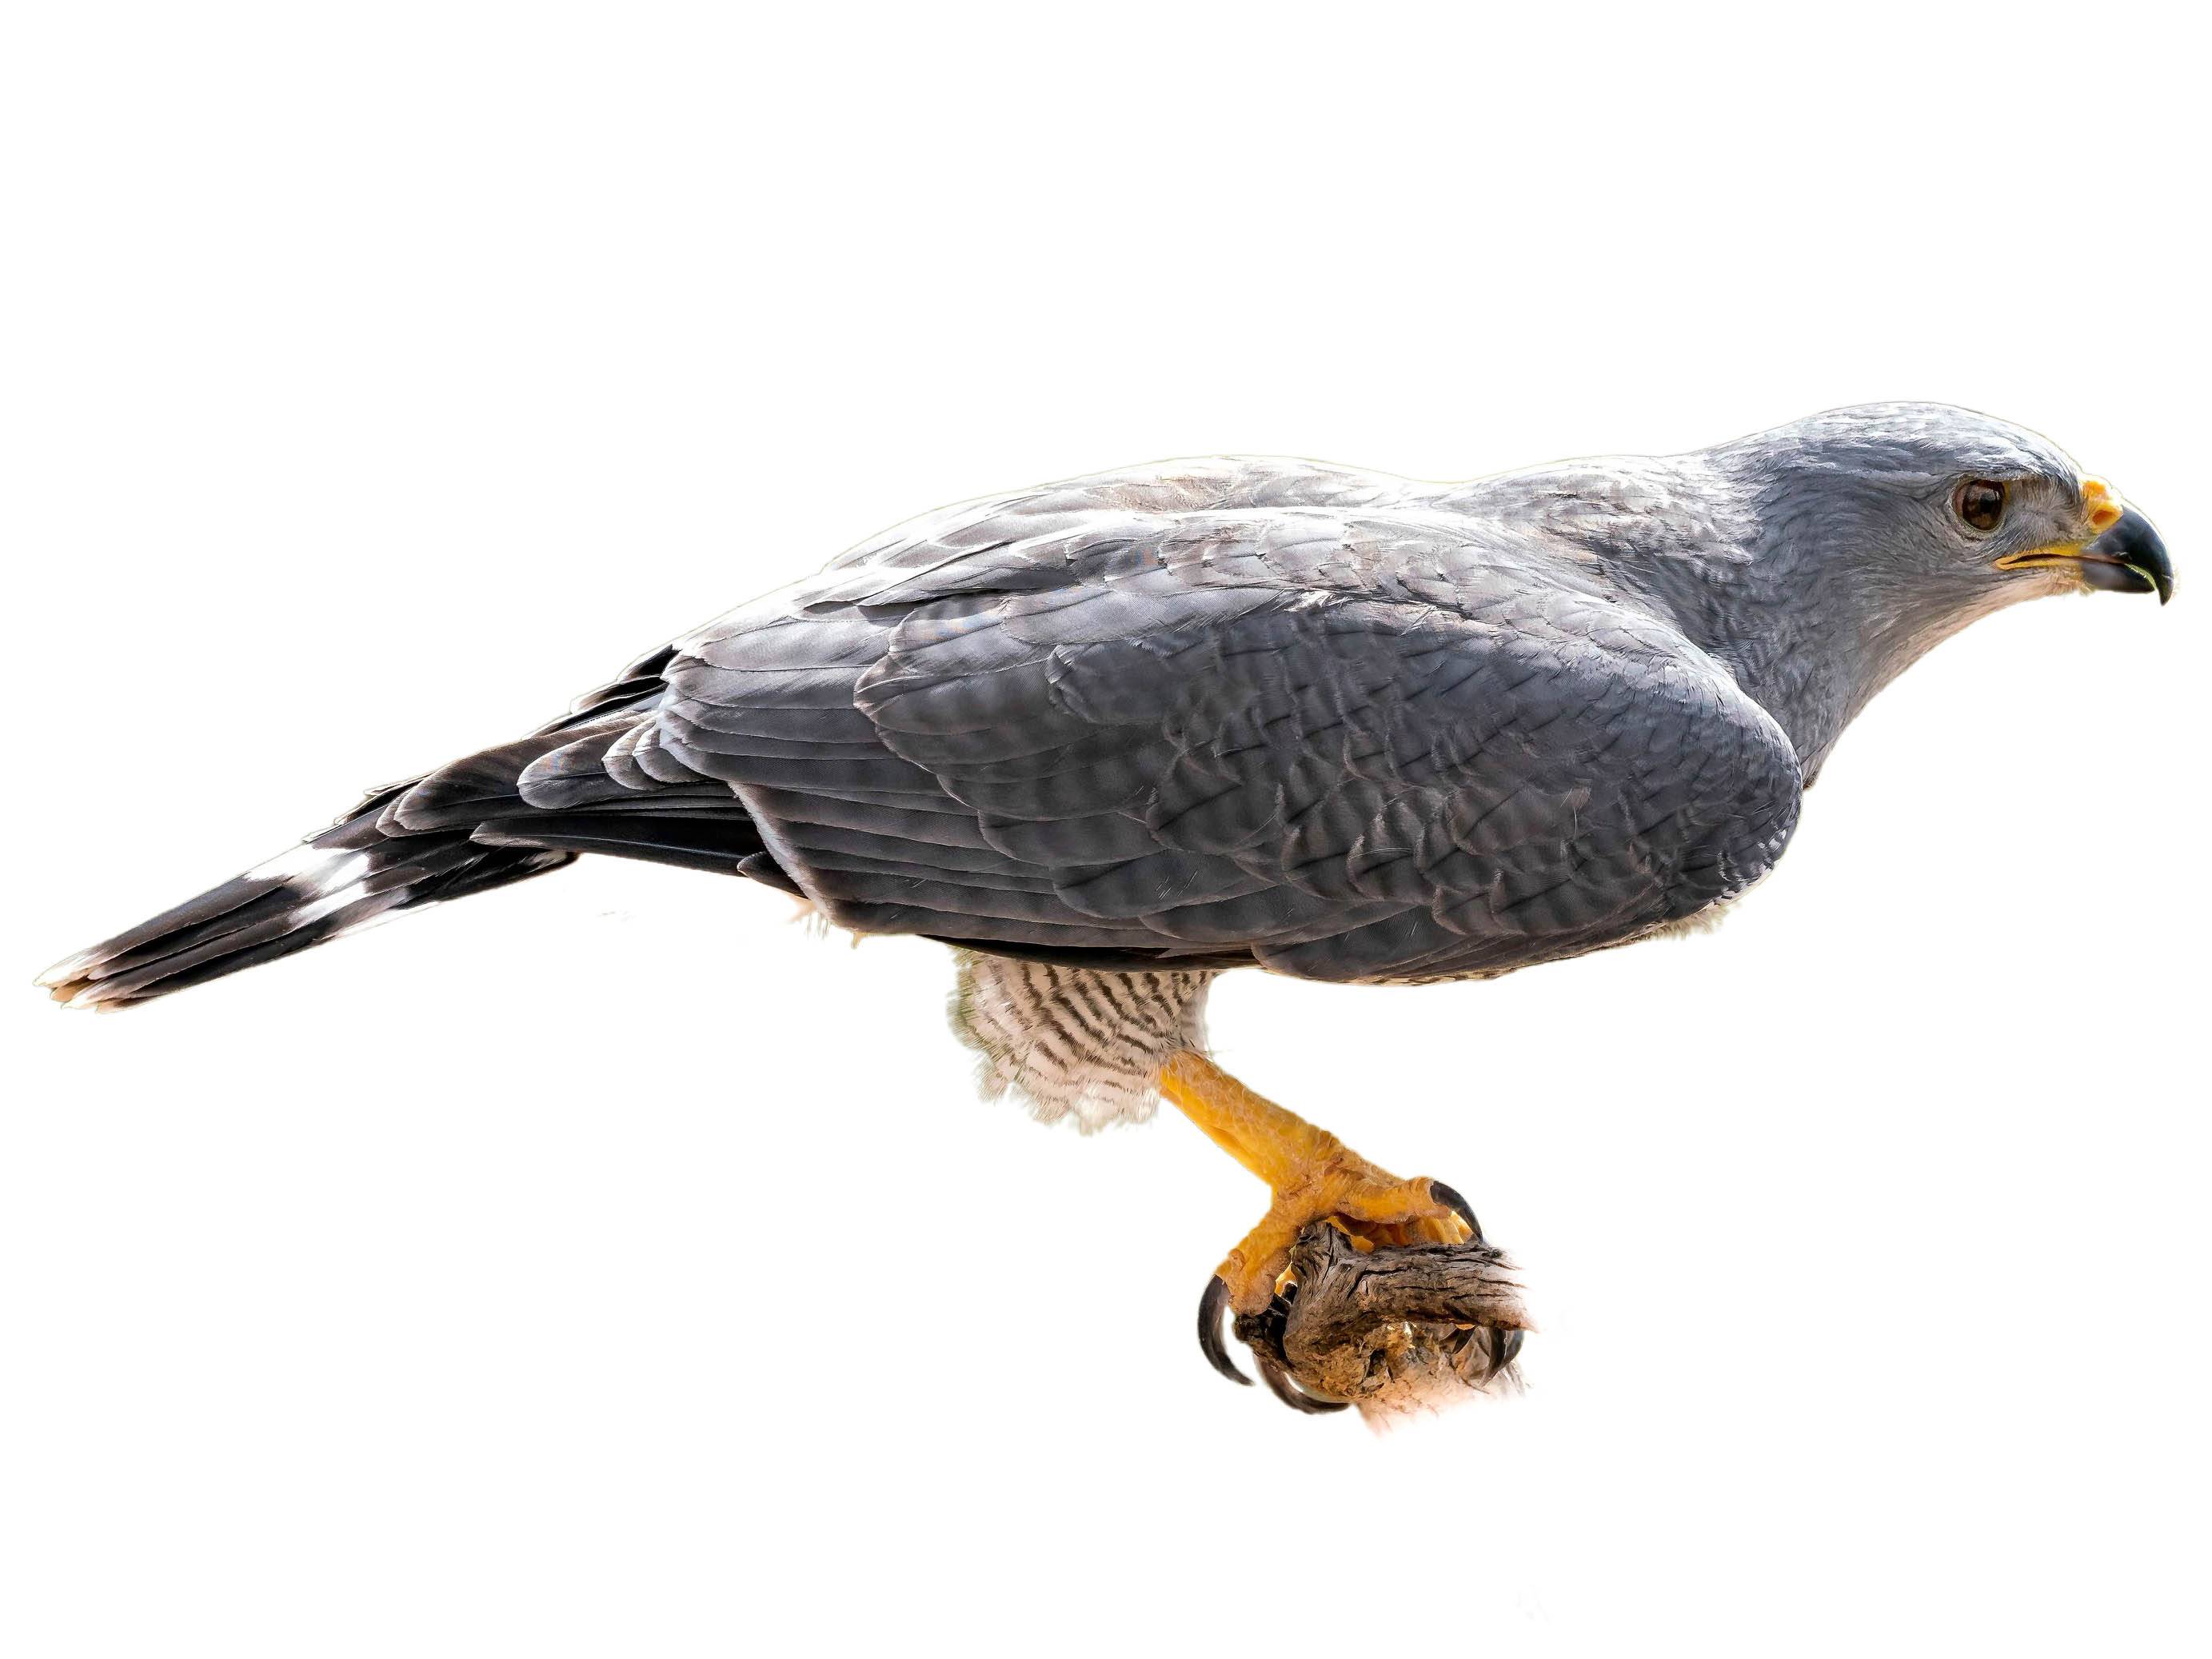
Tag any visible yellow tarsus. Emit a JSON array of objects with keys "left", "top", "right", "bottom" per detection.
[{"left": 1158, "top": 1050, "right": 1342, "bottom": 1188}]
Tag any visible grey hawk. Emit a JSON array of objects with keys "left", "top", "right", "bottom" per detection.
[{"left": 39, "top": 403, "right": 2173, "bottom": 1416}]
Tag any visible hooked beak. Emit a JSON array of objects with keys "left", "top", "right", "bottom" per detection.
[
  {"left": 1994, "top": 482, "right": 2174, "bottom": 605},
  {"left": 2076, "top": 505, "right": 2174, "bottom": 604}
]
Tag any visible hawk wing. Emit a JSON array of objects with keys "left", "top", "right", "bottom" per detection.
[
  {"left": 543, "top": 462, "right": 1805, "bottom": 983},
  {"left": 52, "top": 459, "right": 1803, "bottom": 1009}
]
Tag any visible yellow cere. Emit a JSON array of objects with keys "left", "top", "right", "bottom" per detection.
[{"left": 2082, "top": 477, "right": 2125, "bottom": 534}]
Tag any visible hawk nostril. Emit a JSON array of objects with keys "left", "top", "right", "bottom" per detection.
[{"left": 2082, "top": 478, "right": 2124, "bottom": 533}]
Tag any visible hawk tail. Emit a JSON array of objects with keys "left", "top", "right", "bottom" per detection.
[{"left": 34, "top": 782, "right": 576, "bottom": 1011}]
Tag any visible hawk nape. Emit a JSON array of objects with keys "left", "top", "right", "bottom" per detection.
[{"left": 39, "top": 405, "right": 2173, "bottom": 1419}]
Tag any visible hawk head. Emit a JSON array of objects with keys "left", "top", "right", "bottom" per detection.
[
  {"left": 1733, "top": 402, "right": 2170, "bottom": 606},
  {"left": 1663, "top": 403, "right": 2176, "bottom": 774}
]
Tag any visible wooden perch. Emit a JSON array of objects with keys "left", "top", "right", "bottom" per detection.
[{"left": 1236, "top": 1223, "right": 1531, "bottom": 1415}]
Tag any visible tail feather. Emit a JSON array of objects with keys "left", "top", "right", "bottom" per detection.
[
  {"left": 38, "top": 816, "right": 573, "bottom": 1010},
  {"left": 38, "top": 688, "right": 772, "bottom": 1010}
]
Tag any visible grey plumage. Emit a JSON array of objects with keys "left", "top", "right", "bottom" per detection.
[{"left": 41, "top": 404, "right": 2162, "bottom": 1062}]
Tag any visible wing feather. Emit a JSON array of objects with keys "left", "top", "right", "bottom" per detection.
[{"left": 633, "top": 475, "right": 1800, "bottom": 981}]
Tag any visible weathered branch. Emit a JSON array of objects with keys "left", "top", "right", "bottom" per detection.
[{"left": 1236, "top": 1224, "right": 1531, "bottom": 1415}]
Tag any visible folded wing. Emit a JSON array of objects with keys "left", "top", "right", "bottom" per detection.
[{"left": 621, "top": 476, "right": 1803, "bottom": 983}]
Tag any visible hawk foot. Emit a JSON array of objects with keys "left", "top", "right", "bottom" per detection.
[
  {"left": 1212, "top": 1160, "right": 1477, "bottom": 1315},
  {"left": 1159, "top": 1049, "right": 1528, "bottom": 1416}
]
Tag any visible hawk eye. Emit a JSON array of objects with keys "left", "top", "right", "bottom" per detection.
[{"left": 1954, "top": 478, "right": 2007, "bottom": 534}]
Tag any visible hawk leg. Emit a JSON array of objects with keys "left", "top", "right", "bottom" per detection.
[{"left": 1158, "top": 1049, "right": 1479, "bottom": 1315}]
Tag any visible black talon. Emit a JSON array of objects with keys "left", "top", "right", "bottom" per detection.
[
  {"left": 1196, "top": 1274, "right": 1252, "bottom": 1385},
  {"left": 1256, "top": 1354, "right": 1348, "bottom": 1414},
  {"left": 1484, "top": 1326, "right": 1525, "bottom": 1381},
  {"left": 1427, "top": 1180, "right": 1484, "bottom": 1242}
]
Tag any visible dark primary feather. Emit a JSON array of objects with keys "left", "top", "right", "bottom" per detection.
[
  {"left": 40, "top": 654, "right": 732, "bottom": 1007},
  {"left": 44, "top": 457, "right": 1803, "bottom": 1005}
]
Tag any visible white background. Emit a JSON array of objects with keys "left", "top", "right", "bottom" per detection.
[{"left": 3, "top": 5, "right": 2205, "bottom": 1655}]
